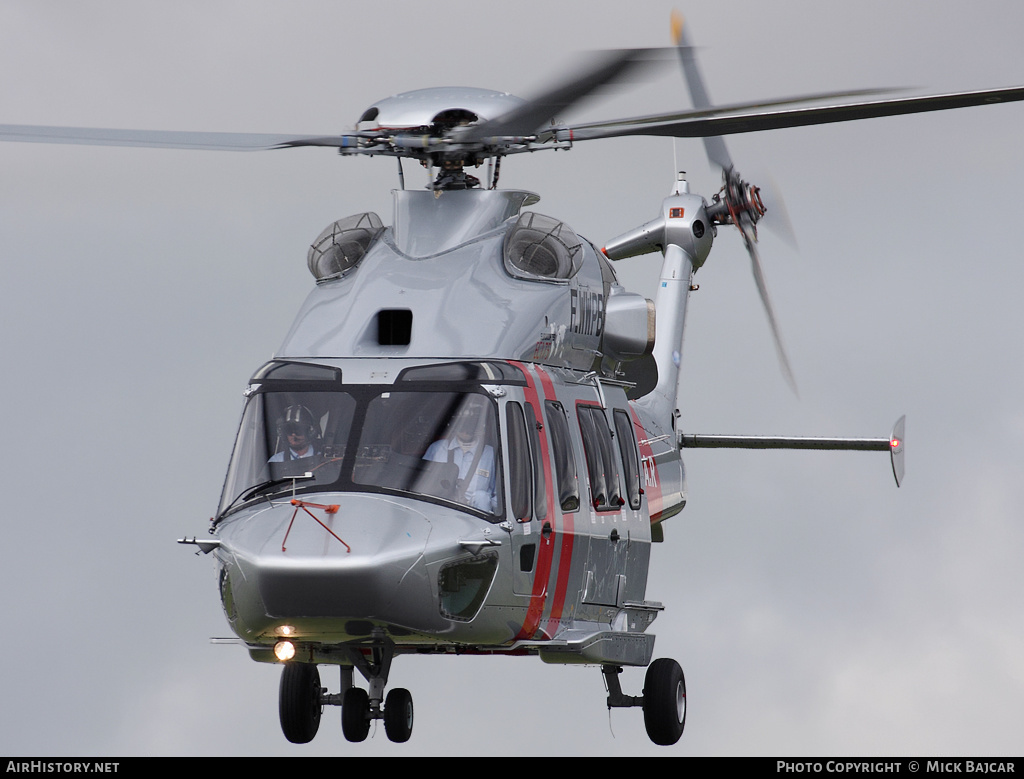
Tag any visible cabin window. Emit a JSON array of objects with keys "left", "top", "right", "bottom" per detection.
[
  {"left": 545, "top": 400, "right": 580, "bottom": 512},
  {"left": 524, "top": 403, "right": 548, "bottom": 521},
  {"left": 577, "top": 405, "right": 624, "bottom": 511},
  {"left": 505, "top": 401, "right": 532, "bottom": 522},
  {"left": 614, "top": 409, "right": 642, "bottom": 510}
]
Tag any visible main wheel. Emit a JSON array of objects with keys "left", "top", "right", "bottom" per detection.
[
  {"left": 279, "top": 663, "right": 322, "bottom": 744},
  {"left": 341, "top": 687, "right": 371, "bottom": 742},
  {"left": 383, "top": 688, "right": 414, "bottom": 743},
  {"left": 642, "top": 658, "right": 686, "bottom": 746}
]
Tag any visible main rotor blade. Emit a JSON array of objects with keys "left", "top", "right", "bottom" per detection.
[
  {"left": 459, "top": 47, "right": 659, "bottom": 142},
  {"left": 564, "top": 87, "right": 900, "bottom": 137},
  {"left": 0, "top": 125, "right": 359, "bottom": 151},
  {"left": 739, "top": 214, "right": 798, "bottom": 394},
  {"left": 565, "top": 84, "right": 1024, "bottom": 142},
  {"left": 672, "top": 11, "right": 732, "bottom": 171}
]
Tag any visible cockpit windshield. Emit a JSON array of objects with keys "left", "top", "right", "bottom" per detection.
[{"left": 219, "top": 386, "right": 502, "bottom": 520}]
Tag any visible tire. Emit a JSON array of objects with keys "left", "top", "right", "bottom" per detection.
[
  {"left": 642, "top": 658, "right": 686, "bottom": 746},
  {"left": 278, "top": 663, "right": 322, "bottom": 744},
  {"left": 341, "top": 687, "right": 371, "bottom": 742},
  {"left": 383, "top": 688, "right": 414, "bottom": 743}
]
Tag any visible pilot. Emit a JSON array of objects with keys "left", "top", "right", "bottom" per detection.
[
  {"left": 423, "top": 396, "right": 497, "bottom": 513},
  {"left": 269, "top": 405, "right": 321, "bottom": 462}
]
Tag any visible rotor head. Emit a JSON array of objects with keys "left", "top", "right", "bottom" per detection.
[{"left": 357, "top": 87, "right": 526, "bottom": 134}]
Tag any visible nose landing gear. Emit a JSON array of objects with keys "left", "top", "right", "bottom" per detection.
[
  {"left": 277, "top": 634, "right": 414, "bottom": 744},
  {"left": 383, "top": 687, "right": 414, "bottom": 743},
  {"left": 340, "top": 684, "right": 371, "bottom": 742},
  {"left": 278, "top": 662, "right": 323, "bottom": 744}
]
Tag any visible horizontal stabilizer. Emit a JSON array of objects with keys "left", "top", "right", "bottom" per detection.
[{"left": 681, "top": 415, "right": 906, "bottom": 487}]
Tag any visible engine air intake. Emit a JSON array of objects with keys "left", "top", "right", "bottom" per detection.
[{"left": 503, "top": 212, "right": 582, "bottom": 281}]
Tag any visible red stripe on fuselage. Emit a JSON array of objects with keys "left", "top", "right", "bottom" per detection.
[
  {"left": 510, "top": 361, "right": 557, "bottom": 640},
  {"left": 629, "top": 403, "right": 664, "bottom": 521},
  {"left": 535, "top": 366, "right": 576, "bottom": 633}
]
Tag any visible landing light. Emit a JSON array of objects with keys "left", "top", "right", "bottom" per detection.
[{"left": 274, "top": 640, "right": 296, "bottom": 662}]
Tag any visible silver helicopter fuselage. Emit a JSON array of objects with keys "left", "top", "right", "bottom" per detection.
[{"left": 212, "top": 185, "right": 705, "bottom": 667}]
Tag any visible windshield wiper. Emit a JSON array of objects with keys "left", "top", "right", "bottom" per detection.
[{"left": 216, "top": 472, "right": 315, "bottom": 524}]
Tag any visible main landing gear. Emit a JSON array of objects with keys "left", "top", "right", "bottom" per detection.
[
  {"left": 604, "top": 657, "right": 687, "bottom": 746},
  {"left": 278, "top": 637, "right": 413, "bottom": 744}
]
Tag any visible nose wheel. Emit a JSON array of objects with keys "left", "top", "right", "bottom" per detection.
[
  {"left": 337, "top": 683, "right": 414, "bottom": 743},
  {"left": 341, "top": 686, "right": 371, "bottom": 742},
  {"left": 383, "top": 688, "right": 414, "bottom": 743},
  {"left": 278, "top": 663, "right": 323, "bottom": 744},
  {"left": 278, "top": 665, "right": 415, "bottom": 744},
  {"left": 278, "top": 635, "right": 414, "bottom": 744}
]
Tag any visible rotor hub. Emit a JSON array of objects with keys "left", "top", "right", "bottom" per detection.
[{"left": 707, "top": 167, "right": 766, "bottom": 230}]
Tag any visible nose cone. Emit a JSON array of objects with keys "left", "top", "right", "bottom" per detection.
[{"left": 217, "top": 494, "right": 476, "bottom": 640}]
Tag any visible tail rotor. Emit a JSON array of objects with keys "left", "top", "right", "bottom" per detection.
[{"left": 672, "top": 12, "right": 798, "bottom": 393}]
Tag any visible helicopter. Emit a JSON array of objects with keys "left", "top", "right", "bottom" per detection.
[{"left": 2, "top": 6, "right": 1024, "bottom": 749}]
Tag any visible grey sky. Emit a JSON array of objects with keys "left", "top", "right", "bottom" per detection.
[{"left": 0, "top": 0, "right": 1022, "bottom": 756}]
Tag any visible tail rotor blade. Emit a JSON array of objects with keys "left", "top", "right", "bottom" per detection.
[
  {"left": 672, "top": 12, "right": 798, "bottom": 392},
  {"left": 739, "top": 215, "right": 798, "bottom": 394},
  {"left": 757, "top": 172, "right": 799, "bottom": 251},
  {"left": 671, "top": 10, "right": 733, "bottom": 171},
  {"left": 672, "top": 13, "right": 798, "bottom": 249}
]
